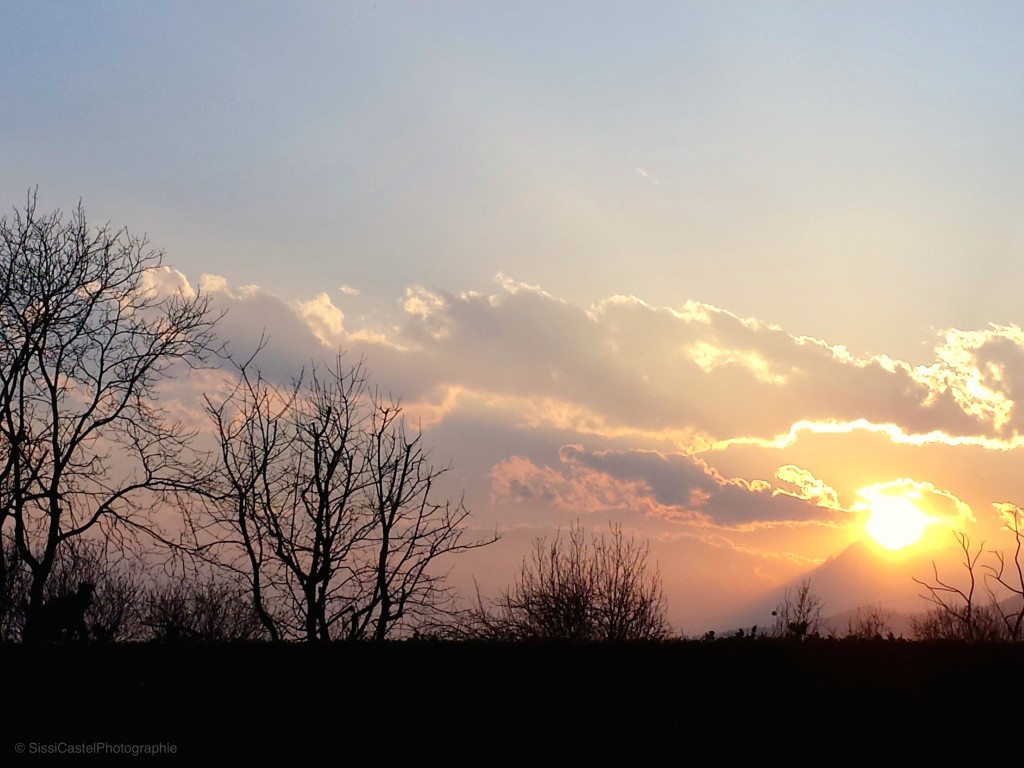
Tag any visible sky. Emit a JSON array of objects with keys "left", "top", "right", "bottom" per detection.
[{"left": 4, "top": 1, "right": 1024, "bottom": 632}]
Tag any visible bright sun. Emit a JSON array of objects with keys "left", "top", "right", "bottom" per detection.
[{"left": 865, "top": 495, "right": 929, "bottom": 550}]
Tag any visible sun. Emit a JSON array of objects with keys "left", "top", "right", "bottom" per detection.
[{"left": 865, "top": 495, "right": 929, "bottom": 551}]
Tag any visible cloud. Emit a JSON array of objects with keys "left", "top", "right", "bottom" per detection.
[
  {"left": 369, "top": 276, "right": 994, "bottom": 445},
  {"left": 194, "top": 273, "right": 1024, "bottom": 453},
  {"left": 774, "top": 465, "right": 842, "bottom": 510},
  {"left": 690, "top": 340, "right": 788, "bottom": 385},
  {"left": 192, "top": 275, "right": 402, "bottom": 383},
  {"left": 490, "top": 445, "right": 842, "bottom": 528},
  {"left": 298, "top": 292, "right": 345, "bottom": 345},
  {"left": 993, "top": 502, "right": 1024, "bottom": 533},
  {"left": 635, "top": 167, "right": 659, "bottom": 184},
  {"left": 715, "top": 418, "right": 1024, "bottom": 453},
  {"left": 142, "top": 265, "right": 195, "bottom": 299},
  {"left": 199, "top": 273, "right": 261, "bottom": 300},
  {"left": 401, "top": 286, "right": 451, "bottom": 341},
  {"left": 914, "top": 325, "right": 1024, "bottom": 436},
  {"left": 198, "top": 276, "right": 330, "bottom": 380},
  {"left": 198, "top": 273, "right": 230, "bottom": 295}
]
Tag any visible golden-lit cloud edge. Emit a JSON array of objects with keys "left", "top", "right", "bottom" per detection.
[
  {"left": 713, "top": 417, "right": 1024, "bottom": 453},
  {"left": 186, "top": 270, "right": 1024, "bottom": 450}
]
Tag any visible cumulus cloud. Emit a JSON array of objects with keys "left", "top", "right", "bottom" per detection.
[
  {"left": 914, "top": 325, "right": 1024, "bottom": 436},
  {"left": 199, "top": 273, "right": 260, "bottom": 299},
  {"left": 142, "top": 265, "right": 195, "bottom": 299},
  {"left": 298, "top": 292, "right": 345, "bottom": 346},
  {"left": 198, "top": 273, "right": 230, "bottom": 295},
  {"left": 197, "top": 276, "right": 330, "bottom": 380},
  {"left": 402, "top": 286, "right": 450, "bottom": 341}
]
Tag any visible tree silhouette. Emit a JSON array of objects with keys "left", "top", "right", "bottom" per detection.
[
  {"left": 913, "top": 531, "right": 985, "bottom": 640},
  {"left": 771, "top": 579, "right": 824, "bottom": 638},
  {"left": 0, "top": 192, "right": 218, "bottom": 642},
  {"left": 984, "top": 505, "right": 1024, "bottom": 641},
  {"left": 913, "top": 524, "right": 1024, "bottom": 641},
  {"left": 198, "top": 352, "right": 495, "bottom": 641}
]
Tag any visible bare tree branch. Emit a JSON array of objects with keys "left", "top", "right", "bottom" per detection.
[
  {"left": 913, "top": 531, "right": 986, "bottom": 641},
  {"left": 0, "top": 191, "right": 219, "bottom": 640},
  {"left": 198, "top": 352, "right": 495, "bottom": 641}
]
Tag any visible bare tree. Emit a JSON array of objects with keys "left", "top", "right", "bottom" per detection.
[
  {"left": 913, "top": 531, "right": 988, "bottom": 641},
  {"left": 844, "top": 604, "right": 894, "bottom": 639},
  {"left": 475, "top": 522, "right": 670, "bottom": 641},
  {"left": 912, "top": 519, "right": 1024, "bottom": 642},
  {"left": 0, "top": 192, "right": 218, "bottom": 641},
  {"left": 984, "top": 505, "right": 1024, "bottom": 641},
  {"left": 198, "top": 353, "right": 494, "bottom": 642},
  {"left": 771, "top": 579, "right": 824, "bottom": 638}
]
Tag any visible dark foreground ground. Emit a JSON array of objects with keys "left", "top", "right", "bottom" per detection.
[{"left": 5, "top": 639, "right": 1023, "bottom": 759}]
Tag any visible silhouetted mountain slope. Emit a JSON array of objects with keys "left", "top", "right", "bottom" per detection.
[{"left": 722, "top": 541, "right": 957, "bottom": 635}]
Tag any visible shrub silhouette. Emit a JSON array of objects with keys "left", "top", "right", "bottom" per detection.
[
  {"left": 771, "top": 579, "right": 824, "bottom": 639},
  {"left": 474, "top": 522, "right": 669, "bottom": 641}
]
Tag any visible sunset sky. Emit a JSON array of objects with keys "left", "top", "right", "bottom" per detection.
[{"left": 5, "top": 2, "right": 1024, "bottom": 632}]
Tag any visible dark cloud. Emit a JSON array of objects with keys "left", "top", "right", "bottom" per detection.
[{"left": 492, "top": 446, "right": 841, "bottom": 527}]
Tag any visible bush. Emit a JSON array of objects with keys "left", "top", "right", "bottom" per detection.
[
  {"left": 771, "top": 579, "right": 824, "bottom": 639},
  {"left": 475, "top": 522, "right": 670, "bottom": 641},
  {"left": 143, "top": 574, "right": 268, "bottom": 642}
]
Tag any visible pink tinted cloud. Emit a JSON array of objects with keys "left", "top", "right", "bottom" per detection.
[{"left": 491, "top": 445, "right": 842, "bottom": 528}]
